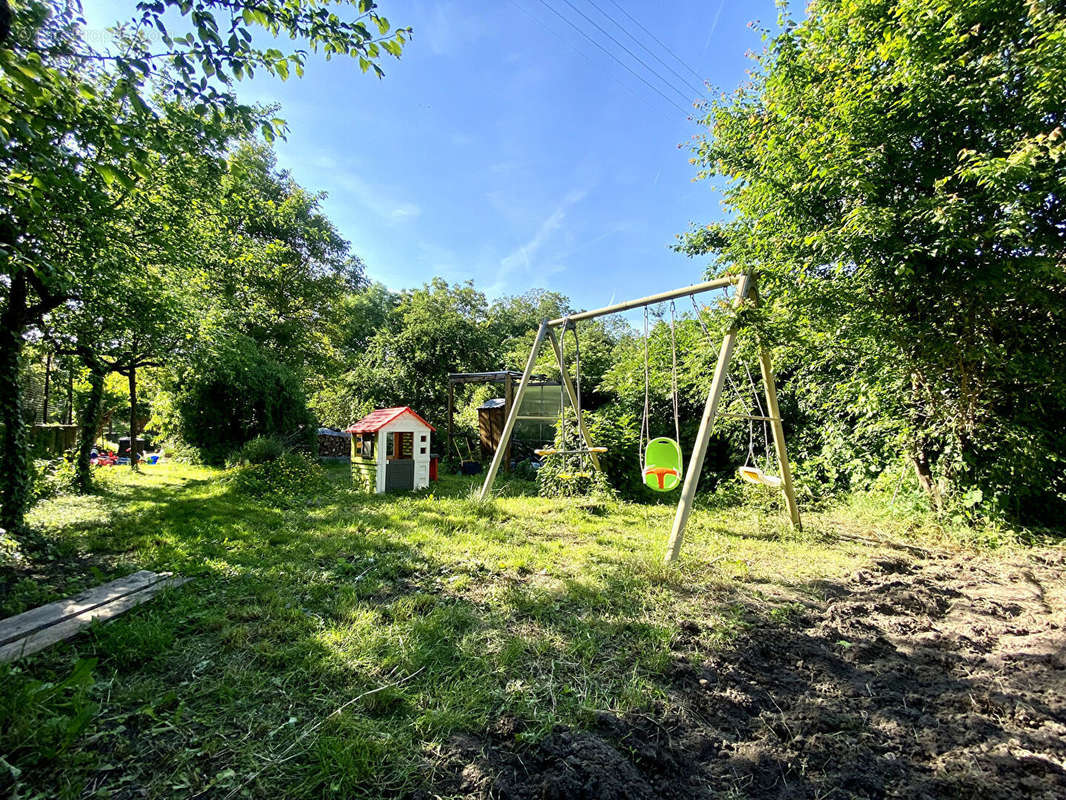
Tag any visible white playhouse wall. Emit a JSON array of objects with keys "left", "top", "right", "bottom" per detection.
[{"left": 374, "top": 415, "right": 432, "bottom": 493}]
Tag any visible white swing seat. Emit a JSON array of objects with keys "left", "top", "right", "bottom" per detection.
[{"left": 738, "top": 465, "right": 782, "bottom": 488}]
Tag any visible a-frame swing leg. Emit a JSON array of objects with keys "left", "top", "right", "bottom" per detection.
[
  {"left": 757, "top": 346, "right": 802, "bottom": 529},
  {"left": 480, "top": 321, "right": 550, "bottom": 500},
  {"left": 547, "top": 328, "right": 602, "bottom": 473},
  {"left": 746, "top": 284, "right": 801, "bottom": 530},
  {"left": 664, "top": 273, "right": 752, "bottom": 564}
]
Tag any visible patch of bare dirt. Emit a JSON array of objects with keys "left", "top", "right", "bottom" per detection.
[{"left": 434, "top": 549, "right": 1066, "bottom": 798}]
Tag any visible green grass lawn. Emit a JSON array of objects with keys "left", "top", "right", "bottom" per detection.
[{"left": 0, "top": 463, "right": 1020, "bottom": 798}]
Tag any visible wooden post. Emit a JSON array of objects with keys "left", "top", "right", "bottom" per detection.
[
  {"left": 480, "top": 322, "right": 549, "bottom": 499},
  {"left": 547, "top": 329, "right": 602, "bottom": 472},
  {"left": 446, "top": 380, "right": 454, "bottom": 462},
  {"left": 128, "top": 364, "right": 138, "bottom": 468},
  {"left": 42, "top": 352, "right": 51, "bottom": 423},
  {"left": 758, "top": 346, "right": 802, "bottom": 530},
  {"left": 663, "top": 273, "right": 752, "bottom": 564},
  {"left": 503, "top": 373, "right": 514, "bottom": 472},
  {"left": 66, "top": 366, "right": 73, "bottom": 425}
]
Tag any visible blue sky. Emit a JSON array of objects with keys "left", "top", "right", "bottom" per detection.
[{"left": 83, "top": 1, "right": 789, "bottom": 312}]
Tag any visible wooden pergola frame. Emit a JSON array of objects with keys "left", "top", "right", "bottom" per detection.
[
  {"left": 445, "top": 370, "right": 558, "bottom": 470},
  {"left": 478, "top": 273, "right": 802, "bottom": 564}
]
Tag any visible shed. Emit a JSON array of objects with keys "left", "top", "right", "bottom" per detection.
[
  {"left": 477, "top": 398, "right": 506, "bottom": 460},
  {"left": 448, "top": 371, "right": 562, "bottom": 466},
  {"left": 346, "top": 407, "right": 435, "bottom": 493}
]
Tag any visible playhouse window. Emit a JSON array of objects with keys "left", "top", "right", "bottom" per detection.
[
  {"left": 386, "top": 435, "right": 394, "bottom": 458},
  {"left": 360, "top": 434, "right": 374, "bottom": 459}
]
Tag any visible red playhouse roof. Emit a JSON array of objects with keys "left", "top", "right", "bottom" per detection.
[{"left": 346, "top": 406, "right": 436, "bottom": 434}]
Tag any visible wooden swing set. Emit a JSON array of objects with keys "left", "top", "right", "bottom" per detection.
[{"left": 479, "top": 272, "right": 802, "bottom": 564}]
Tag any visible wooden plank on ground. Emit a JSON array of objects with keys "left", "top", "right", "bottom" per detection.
[
  {"left": 0, "top": 570, "right": 164, "bottom": 646},
  {"left": 0, "top": 576, "right": 190, "bottom": 662}
]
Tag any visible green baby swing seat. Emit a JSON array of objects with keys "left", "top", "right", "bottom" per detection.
[
  {"left": 638, "top": 302, "right": 685, "bottom": 493},
  {"left": 643, "top": 436, "right": 683, "bottom": 492}
]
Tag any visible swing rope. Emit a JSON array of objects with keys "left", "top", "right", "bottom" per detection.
[
  {"left": 639, "top": 306, "right": 651, "bottom": 474},
  {"left": 541, "top": 318, "right": 596, "bottom": 477},
  {"left": 570, "top": 320, "right": 587, "bottom": 476},
  {"left": 571, "top": 319, "right": 583, "bottom": 419},
  {"left": 688, "top": 293, "right": 775, "bottom": 475},
  {"left": 669, "top": 301, "right": 680, "bottom": 445},
  {"left": 559, "top": 317, "right": 568, "bottom": 451},
  {"left": 639, "top": 302, "right": 683, "bottom": 479},
  {"left": 688, "top": 293, "right": 750, "bottom": 415}
]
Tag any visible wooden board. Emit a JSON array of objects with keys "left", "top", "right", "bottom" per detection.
[
  {"left": 0, "top": 573, "right": 189, "bottom": 662},
  {"left": 0, "top": 570, "right": 164, "bottom": 646}
]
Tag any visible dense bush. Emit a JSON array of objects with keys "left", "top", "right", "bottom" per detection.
[
  {"left": 581, "top": 407, "right": 642, "bottom": 500},
  {"left": 510, "top": 458, "right": 538, "bottom": 482},
  {"left": 165, "top": 333, "right": 316, "bottom": 463},
  {"left": 227, "top": 451, "right": 329, "bottom": 507},
  {"left": 30, "top": 457, "right": 79, "bottom": 504},
  {"left": 228, "top": 436, "right": 284, "bottom": 467},
  {"left": 682, "top": 0, "right": 1066, "bottom": 525},
  {"left": 156, "top": 438, "right": 203, "bottom": 465}
]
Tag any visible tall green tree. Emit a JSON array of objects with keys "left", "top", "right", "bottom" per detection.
[
  {"left": 684, "top": 0, "right": 1066, "bottom": 521},
  {"left": 47, "top": 100, "right": 234, "bottom": 487},
  {"left": 347, "top": 279, "right": 493, "bottom": 426},
  {"left": 153, "top": 142, "right": 366, "bottom": 451},
  {"left": 0, "top": 3, "right": 153, "bottom": 528},
  {"left": 311, "top": 281, "right": 398, "bottom": 427},
  {"left": 0, "top": 0, "right": 409, "bottom": 531},
  {"left": 192, "top": 143, "right": 362, "bottom": 377}
]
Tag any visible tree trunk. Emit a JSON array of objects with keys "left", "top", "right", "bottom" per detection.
[
  {"left": 128, "top": 364, "right": 138, "bottom": 469},
  {"left": 42, "top": 351, "right": 51, "bottom": 423},
  {"left": 76, "top": 366, "right": 105, "bottom": 493},
  {"left": 909, "top": 372, "right": 944, "bottom": 513},
  {"left": 912, "top": 445, "right": 943, "bottom": 513},
  {"left": 66, "top": 366, "right": 73, "bottom": 425},
  {"left": 0, "top": 273, "right": 28, "bottom": 533}
]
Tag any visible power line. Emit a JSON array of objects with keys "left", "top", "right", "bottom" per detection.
[
  {"left": 532, "top": 0, "right": 688, "bottom": 114},
  {"left": 507, "top": 0, "right": 653, "bottom": 113},
  {"left": 602, "top": 0, "right": 707, "bottom": 86},
  {"left": 554, "top": 0, "right": 696, "bottom": 105},
  {"left": 584, "top": 0, "right": 706, "bottom": 98}
]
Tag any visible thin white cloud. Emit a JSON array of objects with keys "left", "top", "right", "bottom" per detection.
[
  {"left": 492, "top": 188, "right": 588, "bottom": 294},
  {"left": 391, "top": 202, "right": 422, "bottom": 221},
  {"left": 276, "top": 149, "right": 421, "bottom": 227},
  {"left": 330, "top": 172, "right": 421, "bottom": 226},
  {"left": 704, "top": 0, "right": 727, "bottom": 53}
]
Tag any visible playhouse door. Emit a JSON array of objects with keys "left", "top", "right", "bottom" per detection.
[
  {"left": 385, "top": 459, "right": 415, "bottom": 490},
  {"left": 385, "top": 432, "right": 416, "bottom": 491}
]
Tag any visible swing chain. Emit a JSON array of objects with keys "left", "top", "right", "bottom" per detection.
[
  {"left": 556, "top": 316, "right": 590, "bottom": 477},
  {"left": 689, "top": 294, "right": 773, "bottom": 473},
  {"left": 640, "top": 305, "right": 651, "bottom": 474},
  {"left": 669, "top": 300, "right": 680, "bottom": 445},
  {"left": 640, "top": 302, "right": 682, "bottom": 477},
  {"left": 571, "top": 319, "right": 586, "bottom": 475},
  {"left": 559, "top": 316, "right": 568, "bottom": 453}
]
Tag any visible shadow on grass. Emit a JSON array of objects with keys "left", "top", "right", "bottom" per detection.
[{"left": 5, "top": 472, "right": 1063, "bottom": 799}]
